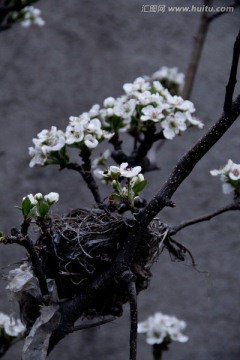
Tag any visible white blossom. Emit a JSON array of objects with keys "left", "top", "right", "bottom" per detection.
[
  {"left": 0, "top": 313, "right": 25, "bottom": 337},
  {"left": 100, "top": 162, "right": 142, "bottom": 180},
  {"left": 140, "top": 105, "right": 165, "bottom": 122},
  {"left": 103, "top": 97, "right": 116, "bottom": 108},
  {"left": 123, "top": 77, "right": 150, "bottom": 95},
  {"left": 34, "top": 193, "right": 43, "bottom": 201},
  {"left": 16, "top": 6, "right": 45, "bottom": 28},
  {"left": 23, "top": 194, "right": 38, "bottom": 206},
  {"left": 152, "top": 66, "right": 185, "bottom": 87},
  {"left": 138, "top": 312, "right": 188, "bottom": 345},
  {"left": 28, "top": 145, "right": 47, "bottom": 168},
  {"left": 32, "top": 126, "right": 65, "bottom": 155},
  {"left": 210, "top": 159, "right": 240, "bottom": 194},
  {"left": 84, "top": 134, "right": 99, "bottom": 148},
  {"left": 44, "top": 192, "right": 59, "bottom": 204},
  {"left": 161, "top": 112, "right": 187, "bottom": 139},
  {"left": 114, "top": 99, "right": 137, "bottom": 119}
]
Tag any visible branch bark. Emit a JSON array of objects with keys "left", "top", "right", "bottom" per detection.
[{"left": 136, "top": 29, "right": 240, "bottom": 229}]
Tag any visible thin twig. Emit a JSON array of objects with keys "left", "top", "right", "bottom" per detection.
[
  {"left": 136, "top": 29, "right": 240, "bottom": 229},
  {"left": 224, "top": 29, "right": 240, "bottom": 113},
  {"left": 3, "top": 231, "right": 49, "bottom": 300},
  {"left": 68, "top": 317, "right": 116, "bottom": 334},
  {"left": 170, "top": 202, "right": 240, "bottom": 235},
  {"left": 182, "top": 0, "right": 213, "bottom": 99},
  {"left": 207, "top": 4, "right": 239, "bottom": 23}
]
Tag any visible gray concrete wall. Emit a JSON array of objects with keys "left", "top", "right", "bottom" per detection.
[{"left": 0, "top": 0, "right": 240, "bottom": 359}]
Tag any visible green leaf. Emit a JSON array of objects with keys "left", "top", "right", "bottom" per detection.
[
  {"left": 38, "top": 203, "right": 50, "bottom": 218},
  {"left": 21, "top": 197, "right": 32, "bottom": 217},
  {"left": 0, "top": 231, "right": 3, "bottom": 238},
  {"left": 109, "top": 193, "right": 121, "bottom": 201},
  {"left": 132, "top": 180, "right": 147, "bottom": 195}
]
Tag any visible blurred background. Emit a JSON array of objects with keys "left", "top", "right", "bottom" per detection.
[{"left": 0, "top": 0, "right": 240, "bottom": 359}]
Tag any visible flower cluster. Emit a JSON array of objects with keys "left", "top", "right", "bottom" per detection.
[
  {"left": 29, "top": 67, "right": 203, "bottom": 168},
  {"left": 210, "top": 159, "right": 240, "bottom": 194},
  {"left": 0, "top": 313, "right": 25, "bottom": 338},
  {"left": 19, "top": 192, "right": 59, "bottom": 218},
  {"left": 100, "top": 70, "right": 203, "bottom": 138},
  {"left": 29, "top": 113, "right": 113, "bottom": 167},
  {"left": 151, "top": 66, "right": 185, "bottom": 95},
  {"left": 66, "top": 110, "right": 113, "bottom": 149},
  {"left": 138, "top": 312, "right": 188, "bottom": 345},
  {"left": 12, "top": 6, "right": 45, "bottom": 28},
  {"left": 29, "top": 126, "right": 66, "bottom": 168},
  {"left": 98, "top": 163, "right": 147, "bottom": 209}
]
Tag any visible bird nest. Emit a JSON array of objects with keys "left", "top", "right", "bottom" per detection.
[{"left": 36, "top": 208, "right": 167, "bottom": 318}]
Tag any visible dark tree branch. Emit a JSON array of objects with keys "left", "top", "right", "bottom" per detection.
[
  {"left": 136, "top": 29, "right": 240, "bottom": 229},
  {"left": 61, "top": 159, "right": 102, "bottom": 206},
  {"left": 170, "top": 201, "right": 240, "bottom": 235},
  {"left": 181, "top": 0, "right": 213, "bottom": 99},
  {"left": 67, "top": 316, "right": 116, "bottom": 334},
  {"left": 120, "top": 271, "right": 138, "bottom": 360},
  {"left": 3, "top": 230, "right": 49, "bottom": 300},
  {"left": 224, "top": 29, "right": 240, "bottom": 113},
  {"left": 207, "top": 4, "right": 239, "bottom": 23},
  {"left": 110, "top": 133, "right": 128, "bottom": 164}
]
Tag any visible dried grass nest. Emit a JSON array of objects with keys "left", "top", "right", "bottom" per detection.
[{"left": 36, "top": 208, "right": 167, "bottom": 318}]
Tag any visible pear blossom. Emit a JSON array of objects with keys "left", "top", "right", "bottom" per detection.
[
  {"left": 152, "top": 66, "right": 185, "bottom": 87},
  {"left": 84, "top": 134, "right": 99, "bottom": 148},
  {"left": 210, "top": 159, "right": 240, "bottom": 194},
  {"left": 12, "top": 6, "right": 45, "bottom": 28},
  {"left": 103, "top": 97, "right": 116, "bottom": 108},
  {"left": 123, "top": 77, "right": 150, "bottom": 95},
  {"left": 88, "top": 104, "right": 100, "bottom": 118},
  {"left": 28, "top": 145, "right": 47, "bottom": 168},
  {"left": 29, "top": 126, "right": 66, "bottom": 167},
  {"left": 100, "top": 162, "right": 142, "bottom": 180},
  {"left": 114, "top": 99, "right": 137, "bottom": 119},
  {"left": 140, "top": 105, "right": 165, "bottom": 122},
  {"left": 23, "top": 194, "right": 38, "bottom": 206},
  {"left": 44, "top": 192, "right": 59, "bottom": 205},
  {"left": 138, "top": 312, "right": 188, "bottom": 345},
  {"left": 161, "top": 112, "right": 187, "bottom": 139},
  {"left": 0, "top": 312, "right": 25, "bottom": 337}
]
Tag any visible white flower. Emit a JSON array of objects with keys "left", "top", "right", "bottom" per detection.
[
  {"left": 44, "top": 192, "right": 59, "bottom": 204},
  {"left": 103, "top": 97, "right": 116, "bottom": 108},
  {"left": 119, "top": 163, "right": 142, "bottom": 178},
  {"left": 20, "top": 6, "right": 45, "bottom": 28},
  {"left": 29, "top": 146, "right": 47, "bottom": 167},
  {"left": 88, "top": 104, "right": 100, "bottom": 118},
  {"left": 210, "top": 159, "right": 240, "bottom": 195},
  {"left": 152, "top": 67, "right": 185, "bottom": 87},
  {"left": 86, "top": 118, "right": 103, "bottom": 137},
  {"left": 161, "top": 112, "right": 187, "bottom": 139},
  {"left": 114, "top": 99, "right": 137, "bottom": 119},
  {"left": 0, "top": 313, "right": 25, "bottom": 337},
  {"left": 34, "top": 193, "right": 43, "bottom": 201},
  {"left": 23, "top": 194, "right": 38, "bottom": 206},
  {"left": 32, "top": 126, "right": 65, "bottom": 155},
  {"left": 4, "top": 318, "right": 25, "bottom": 337},
  {"left": 123, "top": 77, "right": 150, "bottom": 95},
  {"left": 141, "top": 105, "right": 165, "bottom": 122},
  {"left": 84, "top": 134, "right": 99, "bottom": 148},
  {"left": 100, "top": 162, "right": 142, "bottom": 180},
  {"left": 229, "top": 164, "right": 240, "bottom": 180},
  {"left": 138, "top": 312, "right": 188, "bottom": 345},
  {"left": 0, "top": 313, "right": 10, "bottom": 326}
]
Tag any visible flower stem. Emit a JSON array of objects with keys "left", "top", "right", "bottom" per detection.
[{"left": 152, "top": 344, "right": 163, "bottom": 360}]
